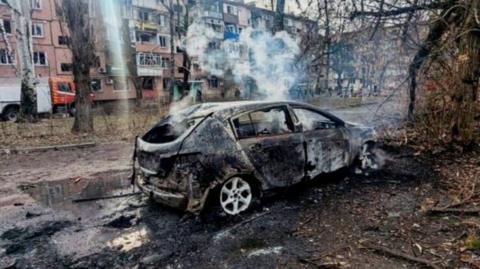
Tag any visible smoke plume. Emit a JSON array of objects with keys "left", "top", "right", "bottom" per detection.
[{"left": 185, "top": 20, "right": 303, "bottom": 100}]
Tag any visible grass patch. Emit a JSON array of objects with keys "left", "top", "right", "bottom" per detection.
[
  {"left": 464, "top": 234, "right": 480, "bottom": 250},
  {"left": 0, "top": 109, "right": 165, "bottom": 148}
]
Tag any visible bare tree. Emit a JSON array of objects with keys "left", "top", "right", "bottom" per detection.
[
  {"left": 58, "top": 0, "right": 96, "bottom": 133},
  {"left": 159, "top": 0, "right": 177, "bottom": 97},
  {"left": 120, "top": 20, "right": 143, "bottom": 107},
  {"left": 351, "top": 0, "right": 480, "bottom": 144},
  {"left": 274, "top": 0, "right": 285, "bottom": 33},
  {"left": 2, "top": 0, "right": 37, "bottom": 121}
]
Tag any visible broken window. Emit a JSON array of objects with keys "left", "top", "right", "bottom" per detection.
[
  {"left": 60, "top": 63, "right": 72, "bottom": 72},
  {"left": 58, "top": 36, "right": 70, "bottom": 45},
  {"left": 233, "top": 107, "right": 293, "bottom": 139},
  {"left": 33, "top": 51, "right": 47, "bottom": 65},
  {"left": 0, "top": 19, "right": 12, "bottom": 34},
  {"left": 0, "top": 49, "right": 14, "bottom": 64},
  {"left": 143, "top": 116, "right": 204, "bottom": 144},
  {"left": 91, "top": 79, "right": 102, "bottom": 92},
  {"left": 142, "top": 77, "right": 154, "bottom": 90},
  {"left": 136, "top": 31, "right": 156, "bottom": 43},
  {"left": 32, "top": 22, "right": 44, "bottom": 37},
  {"left": 233, "top": 113, "right": 255, "bottom": 139},
  {"left": 293, "top": 108, "right": 336, "bottom": 131}
]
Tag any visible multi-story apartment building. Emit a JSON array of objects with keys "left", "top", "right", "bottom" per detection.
[{"left": 0, "top": 0, "right": 317, "bottom": 105}]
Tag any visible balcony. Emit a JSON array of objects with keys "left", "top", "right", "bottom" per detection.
[
  {"left": 137, "top": 66, "right": 163, "bottom": 76},
  {"left": 224, "top": 31, "right": 239, "bottom": 41},
  {"left": 203, "top": 10, "right": 223, "bottom": 19}
]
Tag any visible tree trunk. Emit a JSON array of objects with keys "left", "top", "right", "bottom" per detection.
[
  {"left": 169, "top": 7, "right": 176, "bottom": 98},
  {"left": 274, "top": 0, "right": 285, "bottom": 33},
  {"left": 62, "top": 0, "right": 95, "bottom": 133},
  {"left": 6, "top": 0, "right": 37, "bottom": 121},
  {"left": 121, "top": 19, "right": 142, "bottom": 107},
  {"left": 407, "top": 7, "right": 453, "bottom": 119},
  {"left": 323, "top": 0, "right": 330, "bottom": 94},
  {"left": 72, "top": 68, "right": 93, "bottom": 133}
]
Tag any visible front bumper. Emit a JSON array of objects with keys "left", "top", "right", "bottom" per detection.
[{"left": 135, "top": 175, "right": 188, "bottom": 210}]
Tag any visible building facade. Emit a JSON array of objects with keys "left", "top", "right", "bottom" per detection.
[{"left": 0, "top": 0, "right": 316, "bottom": 104}]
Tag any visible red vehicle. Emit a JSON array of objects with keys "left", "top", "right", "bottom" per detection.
[
  {"left": 49, "top": 77, "right": 95, "bottom": 114},
  {"left": 0, "top": 77, "right": 95, "bottom": 121}
]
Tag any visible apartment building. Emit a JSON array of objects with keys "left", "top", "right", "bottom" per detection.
[
  {"left": 0, "top": 0, "right": 72, "bottom": 80},
  {"left": 0, "top": 0, "right": 317, "bottom": 104}
]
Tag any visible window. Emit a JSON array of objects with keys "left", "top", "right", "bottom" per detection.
[
  {"left": 142, "top": 77, "right": 154, "bottom": 90},
  {"left": 31, "top": 0, "right": 41, "bottom": 9},
  {"left": 139, "top": 10, "right": 149, "bottom": 21},
  {"left": 91, "top": 79, "right": 102, "bottom": 92},
  {"left": 137, "top": 53, "right": 162, "bottom": 66},
  {"left": 58, "top": 82, "right": 72, "bottom": 93},
  {"left": 158, "top": 14, "right": 165, "bottom": 26},
  {"left": 60, "top": 63, "right": 73, "bottom": 72},
  {"left": 161, "top": 57, "right": 169, "bottom": 68},
  {"left": 0, "top": 19, "right": 12, "bottom": 34},
  {"left": 136, "top": 31, "right": 156, "bottom": 43},
  {"left": 208, "top": 41, "right": 220, "bottom": 50},
  {"left": 0, "top": 49, "right": 14, "bottom": 64},
  {"left": 162, "top": 78, "right": 171, "bottom": 90},
  {"left": 293, "top": 108, "right": 337, "bottom": 131},
  {"left": 32, "top": 22, "right": 44, "bottom": 37},
  {"left": 232, "top": 114, "right": 255, "bottom": 139},
  {"left": 208, "top": 77, "right": 218, "bottom": 88},
  {"left": 233, "top": 107, "right": 293, "bottom": 139},
  {"left": 226, "top": 5, "right": 236, "bottom": 15},
  {"left": 58, "top": 36, "right": 70, "bottom": 45},
  {"left": 158, "top": 35, "right": 167, "bottom": 47},
  {"left": 33, "top": 51, "right": 47, "bottom": 65},
  {"left": 225, "top": 23, "right": 237, "bottom": 33}
]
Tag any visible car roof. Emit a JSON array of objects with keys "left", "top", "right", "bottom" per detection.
[{"left": 184, "top": 100, "right": 330, "bottom": 120}]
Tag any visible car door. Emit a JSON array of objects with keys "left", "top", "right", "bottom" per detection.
[
  {"left": 292, "top": 106, "right": 349, "bottom": 179},
  {"left": 231, "top": 105, "right": 306, "bottom": 188}
]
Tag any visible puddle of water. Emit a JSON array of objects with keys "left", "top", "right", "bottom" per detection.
[{"left": 20, "top": 174, "right": 134, "bottom": 220}]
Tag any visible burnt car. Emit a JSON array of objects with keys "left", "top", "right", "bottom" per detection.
[{"left": 134, "top": 101, "right": 377, "bottom": 215}]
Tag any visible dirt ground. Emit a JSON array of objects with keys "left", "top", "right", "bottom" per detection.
[{"left": 1, "top": 140, "right": 478, "bottom": 269}]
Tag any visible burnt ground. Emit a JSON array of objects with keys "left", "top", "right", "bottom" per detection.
[{"left": 0, "top": 141, "right": 476, "bottom": 269}]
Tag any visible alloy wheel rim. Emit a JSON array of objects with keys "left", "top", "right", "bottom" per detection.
[{"left": 220, "top": 177, "right": 252, "bottom": 215}]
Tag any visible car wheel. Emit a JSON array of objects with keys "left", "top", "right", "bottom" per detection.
[
  {"left": 3, "top": 106, "right": 19, "bottom": 122},
  {"left": 219, "top": 177, "right": 254, "bottom": 216}
]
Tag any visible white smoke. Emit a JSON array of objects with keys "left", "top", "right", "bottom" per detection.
[{"left": 185, "top": 19, "right": 303, "bottom": 101}]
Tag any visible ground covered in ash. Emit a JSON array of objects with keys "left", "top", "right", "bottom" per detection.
[{"left": 0, "top": 143, "right": 478, "bottom": 269}]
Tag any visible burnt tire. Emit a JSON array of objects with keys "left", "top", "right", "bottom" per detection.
[{"left": 2, "top": 106, "right": 19, "bottom": 122}]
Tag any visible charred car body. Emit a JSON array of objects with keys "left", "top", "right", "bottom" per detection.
[{"left": 134, "top": 101, "right": 377, "bottom": 215}]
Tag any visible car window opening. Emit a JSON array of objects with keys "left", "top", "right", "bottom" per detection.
[
  {"left": 142, "top": 116, "right": 203, "bottom": 143},
  {"left": 233, "top": 107, "right": 294, "bottom": 139}
]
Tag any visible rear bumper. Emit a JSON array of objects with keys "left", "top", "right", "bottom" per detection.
[{"left": 135, "top": 176, "right": 188, "bottom": 210}]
